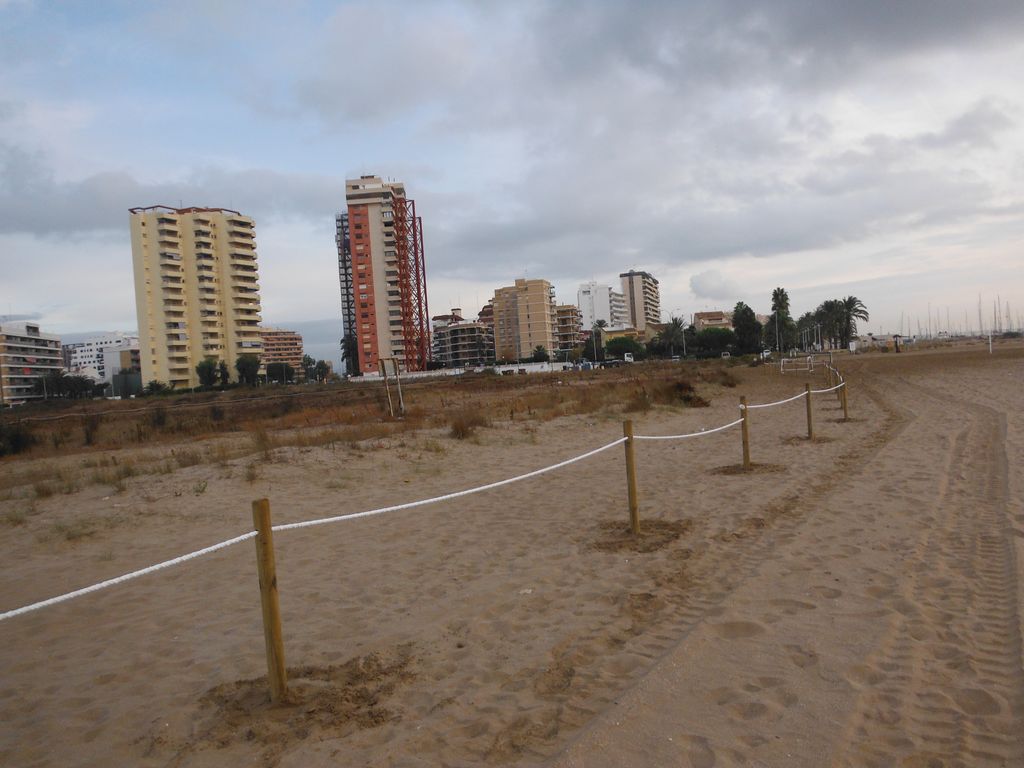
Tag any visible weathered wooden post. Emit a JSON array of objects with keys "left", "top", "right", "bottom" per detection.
[
  {"left": 622, "top": 421, "right": 640, "bottom": 535},
  {"left": 252, "top": 498, "right": 288, "bottom": 702},
  {"left": 804, "top": 383, "right": 814, "bottom": 440},
  {"left": 740, "top": 396, "right": 751, "bottom": 470}
]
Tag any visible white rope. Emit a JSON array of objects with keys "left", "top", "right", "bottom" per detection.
[
  {"left": 741, "top": 391, "right": 807, "bottom": 410},
  {"left": 0, "top": 531, "right": 257, "bottom": 622},
  {"left": 810, "top": 382, "right": 846, "bottom": 394},
  {"left": 272, "top": 436, "right": 628, "bottom": 532},
  {"left": 633, "top": 417, "right": 744, "bottom": 441}
]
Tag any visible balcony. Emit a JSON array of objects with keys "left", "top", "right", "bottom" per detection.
[
  {"left": 159, "top": 251, "right": 181, "bottom": 261},
  {"left": 194, "top": 229, "right": 212, "bottom": 238},
  {"left": 230, "top": 250, "right": 254, "bottom": 260}
]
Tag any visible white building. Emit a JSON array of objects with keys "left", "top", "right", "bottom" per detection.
[
  {"left": 577, "top": 281, "right": 627, "bottom": 329},
  {"left": 65, "top": 332, "right": 139, "bottom": 384}
]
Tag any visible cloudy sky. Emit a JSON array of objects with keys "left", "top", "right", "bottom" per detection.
[{"left": 2, "top": 1, "right": 1022, "bottom": 364}]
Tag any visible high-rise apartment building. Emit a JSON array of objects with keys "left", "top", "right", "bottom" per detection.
[
  {"left": 577, "top": 281, "right": 627, "bottom": 328},
  {"left": 491, "top": 279, "right": 558, "bottom": 362},
  {"left": 336, "top": 175, "right": 429, "bottom": 375},
  {"left": 260, "top": 328, "right": 304, "bottom": 380},
  {"left": 0, "top": 321, "right": 62, "bottom": 405},
  {"left": 130, "top": 206, "right": 263, "bottom": 389},
  {"left": 620, "top": 270, "right": 661, "bottom": 332}
]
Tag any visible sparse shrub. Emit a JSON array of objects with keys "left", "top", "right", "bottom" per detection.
[
  {"left": 449, "top": 410, "right": 490, "bottom": 439},
  {"left": 193, "top": 480, "right": 208, "bottom": 495},
  {"left": 83, "top": 414, "right": 102, "bottom": 446},
  {"left": 149, "top": 406, "right": 168, "bottom": 428},
  {"left": 0, "top": 421, "right": 35, "bottom": 456},
  {"left": 51, "top": 519, "right": 96, "bottom": 541},
  {"left": 209, "top": 404, "right": 225, "bottom": 422},
  {"left": 624, "top": 389, "right": 652, "bottom": 412},
  {"left": 244, "top": 463, "right": 259, "bottom": 483},
  {"left": 2, "top": 509, "right": 27, "bottom": 526},
  {"left": 33, "top": 481, "right": 55, "bottom": 499},
  {"left": 252, "top": 428, "right": 273, "bottom": 460},
  {"left": 174, "top": 448, "right": 202, "bottom": 468}
]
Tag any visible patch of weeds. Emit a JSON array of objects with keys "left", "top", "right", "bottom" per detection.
[
  {"left": 33, "top": 481, "right": 55, "bottom": 499},
  {"left": 51, "top": 519, "right": 98, "bottom": 542},
  {"left": 175, "top": 448, "right": 202, "bottom": 468},
  {"left": 252, "top": 428, "right": 273, "bottom": 460},
  {"left": 624, "top": 389, "right": 652, "bottom": 412},
  {"left": 193, "top": 479, "right": 208, "bottom": 495},
  {"left": 449, "top": 410, "right": 490, "bottom": 440},
  {"left": 2, "top": 509, "right": 27, "bottom": 526},
  {"left": 244, "top": 463, "right": 259, "bottom": 483}
]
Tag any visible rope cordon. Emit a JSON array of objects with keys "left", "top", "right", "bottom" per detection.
[
  {"left": 633, "top": 418, "right": 743, "bottom": 440},
  {"left": 0, "top": 437, "right": 627, "bottom": 622},
  {"left": 740, "top": 391, "right": 807, "bottom": 410},
  {"left": 810, "top": 382, "right": 846, "bottom": 394}
]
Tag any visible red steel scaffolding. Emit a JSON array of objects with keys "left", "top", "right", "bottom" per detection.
[{"left": 392, "top": 197, "right": 430, "bottom": 371}]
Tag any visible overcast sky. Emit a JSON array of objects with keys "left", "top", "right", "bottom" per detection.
[{"left": 2, "top": 1, "right": 1022, "bottom": 364}]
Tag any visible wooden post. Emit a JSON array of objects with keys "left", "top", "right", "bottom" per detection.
[
  {"left": 841, "top": 383, "right": 849, "bottom": 421},
  {"left": 740, "top": 396, "right": 751, "bottom": 470},
  {"left": 622, "top": 420, "right": 640, "bottom": 535},
  {"left": 804, "top": 383, "right": 814, "bottom": 440},
  {"left": 252, "top": 498, "right": 288, "bottom": 703}
]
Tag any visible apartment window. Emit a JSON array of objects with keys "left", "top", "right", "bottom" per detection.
[{"left": 359, "top": 294, "right": 368, "bottom": 299}]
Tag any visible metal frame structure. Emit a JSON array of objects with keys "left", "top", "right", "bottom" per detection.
[
  {"left": 392, "top": 197, "right": 430, "bottom": 371},
  {"left": 334, "top": 213, "right": 357, "bottom": 374}
]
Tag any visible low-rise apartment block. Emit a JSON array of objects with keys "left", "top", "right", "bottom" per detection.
[
  {"left": 432, "top": 309, "right": 496, "bottom": 368},
  {"left": 0, "top": 322, "right": 62, "bottom": 405}
]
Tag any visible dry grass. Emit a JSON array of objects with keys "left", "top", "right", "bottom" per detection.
[{"left": 449, "top": 410, "right": 490, "bottom": 439}]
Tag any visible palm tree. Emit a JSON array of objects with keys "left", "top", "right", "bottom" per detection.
[
  {"left": 815, "top": 300, "right": 844, "bottom": 349},
  {"left": 590, "top": 319, "right": 607, "bottom": 361},
  {"left": 771, "top": 287, "right": 790, "bottom": 314},
  {"left": 839, "top": 296, "right": 869, "bottom": 348},
  {"left": 657, "top": 316, "right": 687, "bottom": 358}
]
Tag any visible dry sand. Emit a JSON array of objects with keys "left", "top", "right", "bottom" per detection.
[{"left": 1, "top": 344, "right": 1022, "bottom": 767}]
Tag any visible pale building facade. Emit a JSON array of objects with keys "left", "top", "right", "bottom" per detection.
[
  {"left": 65, "top": 332, "right": 139, "bottom": 384},
  {"left": 577, "top": 281, "right": 627, "bottom": 329},
  {"left": 0, "top": 321, "right": 62, "bottom": 405},
  {"left": 130, "top": 206, "right": 263, "bottom": 389},
  {"left": 336, "top": 175, "right": 429, "bottom": 375},
  {"left": 620, "top": 270, "right": 661, "bottom": 332},
  {"left": 491, "top": 279, "right": 558, "bottom": 362},
  {"left": 693, "top": 310, "right": 733, "bottom": 331}
]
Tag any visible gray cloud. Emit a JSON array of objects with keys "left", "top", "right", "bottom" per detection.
[
  {"left": 690, "top": 270, "right": 740, "bottom": 301},
  {"left": 0, "top": 138, "right": 343, "bottom": 236}
]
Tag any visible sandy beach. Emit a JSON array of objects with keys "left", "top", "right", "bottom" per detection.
[{"left": 1, "top": 344, "right": 1022, "bottom": 767}]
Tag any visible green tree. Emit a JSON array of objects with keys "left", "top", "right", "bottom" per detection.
[
  {"left": 195, "top": 358, "right": 218, "bottom": 389},
  {"left": 587, "top": 320, "right": 608, "bottom": 362},
  {"left": 766, "top": 286, "right": 797, "bottom": 352},
  {"left": 235, "top": 354, "right": 260, "bottom": 386},
  {"left": 731, "top": 302, "right": 763, "bottom": 354},
  {"left": 839, "top": 296, "right": 869, "bottom": 347},
  {"left": 341, "top": 333, "right": 360, "bottom": 376},
  {"left": 531, "top": 345, "right": 550, "bottom": 362},
  {"left": 815, "top": 299, "right": 845, "bottom": 349},
  {"left": 218, "top": 360, "right": 230, "bottom": 387},
  {"left": 694, "top": 327, "right": 736, "bottom": 356},
  {"left": 144, "top": 379, "right": 168, "bottom": 395},
  {"left": 606, "top": 336, "right": 647, "bottom": 360},
  {"left": 656, "top": 316, "right": 687, "bottom": 358},
  {"left": 267, "top": 362, "right": 295, "bottom": 383},
  {"left": 301, "top": 353, "right": 316, "bottom": 381},
  {"left": 314, "top": 359, "right": 330, "bottom": 382}
]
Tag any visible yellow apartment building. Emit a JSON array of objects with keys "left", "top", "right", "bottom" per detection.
[
  {"left": 491, "top": 279, "right": 558, "bottom": 361},
  {"left": 130, "top": 206, "right": 263, "bottom": 389}
]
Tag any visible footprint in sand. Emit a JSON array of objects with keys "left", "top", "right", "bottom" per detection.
[
  {"left": 953, "top": 688, "right": 1001, "bottom": 716},
  {"left": 769, "top": 598, "right": 817, "bottom": 615},
  {"left": 710, "top": 621, "right": 766, "bottom": 639},
  {"left": 676, "top": 735, "right": 716, "bottom": 768},
  {"left": 784, "top": 644, "right": 819, "bottom": 668},
  {"left": 809, "top": 586, "right": 842, "bottom": 599}
]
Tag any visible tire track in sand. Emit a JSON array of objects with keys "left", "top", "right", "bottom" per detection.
[{"left": 831, "top": 378, "right": 1024, "bottom": 768}]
